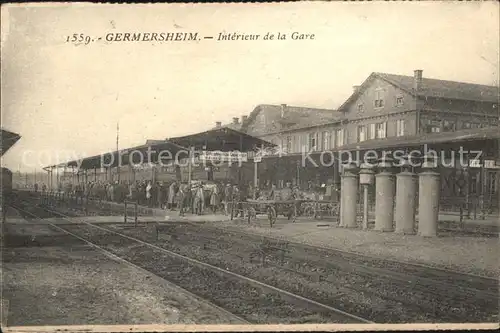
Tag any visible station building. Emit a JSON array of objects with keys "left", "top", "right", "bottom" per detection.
[{"left": 212, "top": 69, "right": 499, "bottom": 210}]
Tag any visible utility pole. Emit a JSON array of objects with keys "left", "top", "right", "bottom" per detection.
[{"left": 116, "top": 122, "right": 120, "bottom": 182}]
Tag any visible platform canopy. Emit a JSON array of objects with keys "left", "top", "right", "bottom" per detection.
[
  {"left": 45, "top": 140, "right": 187, "bottom": 171},
  {"left": 167, "top": 127, "right": 273, "bottom": 152},
  {"left": 1, "top": 128, "right": 21, "bottom": 157},
  {"left": 333, "top": 126, "right": 500, "bottom": 153}
]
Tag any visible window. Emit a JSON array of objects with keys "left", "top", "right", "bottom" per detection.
[
  {"left": 308, "top": 132, "right": 318, "bottom": 151},
  {"left": 337, "top": 129, "right": 345, "bottom": 147},
  {"left": 396, "top": 96, "right": 404, "bottom": 106},
  {"left": 376, "top": 122, "right": 387, "bottom": 139},
  {"left": 357, "top": 103, "right": 364, "bottom": 112},
  {"left": 374, "top": 89, "right": 384, "bottom": 108},
  {"left": 396, "top": 119, "right": 405, "bottom": 137},
  {"left": 357, "top": 125, "right": 367, "bottom": 142},
  {"left": 285, "top": 136, "right": 292, "bottom": 154},
  {"left": 369, "top": 123, "right": 376, "bottom": 140},
  {"left": 462, "top": 122, "right": 480, "bottom": 130},
  {"left": 296, "top": 135, "right": 303, "bottom": 152},
  {"left": 425, "top": 119, "right": 441, "bottom": 133},
  {"left": 442, "top": 120, "right": 455, "bottom": 132},
  {"left": 322, "top": 131, "right": 330, "bottom": 151}
]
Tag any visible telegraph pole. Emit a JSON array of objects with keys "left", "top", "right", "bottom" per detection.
[{"left": 116, "top": 122, "right": 120, "bottom": 182}]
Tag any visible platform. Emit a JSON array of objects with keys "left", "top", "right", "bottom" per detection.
[{"left": 209, "top": 218, "right": 499, "bottom": 278}]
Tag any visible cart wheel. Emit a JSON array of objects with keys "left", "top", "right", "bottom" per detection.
[{"left": 267, "top": 206, "right": 277, "bottom": 227}]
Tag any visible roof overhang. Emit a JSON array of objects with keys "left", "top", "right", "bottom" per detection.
[
  {"left": 168, "top": 127, "right": 274, "bottom": 152},
  {"left": 331, "top": 126, "right": 500, "bottom": 153},
  {"left": 45, "top": 140, "right": 188, "bottom": 171},
  {"left": 1, "top": 128, "right": 21, "bottom": 156}
]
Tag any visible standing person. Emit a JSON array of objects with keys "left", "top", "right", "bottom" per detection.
[
  {"left": 178, "top": 182, "right": 190, "bottom": 217},
  {"left": 210, "top": 184, "right": 220, "bottom": 213},
  {"left": 128, "top": 182, "right": 134, "bottom": 201},
  {"left": 269, "top": 184, "right": 277, "bottom": 200},
  {"left": 223, "top": 183, "right": 232, "bottom": 216},
  {"left": 193, "top": 183, "right": 204, "bottom": 215},
  {"left": 146, "top": 181, "right": 152, "bottom": 207},
  {"left": 157, "top": 182, "right": 164, "bottom": 209},
  {"left": 248, "top": 183, "right": 254, "bottom": 200},
  {"left": 150, "top": 181, "right": 158, "bottom": 208},
  {"left": 283, "top": 181, "right": 293, "bottom": 200},
  {"left": 168, "top": 181, "right": 177, "bottom": 210},
  {"left": 232, "top": 185, "right": 242, "bottom": 217},
  {"left": 108, "top": 182, "right": 115, "bottom": 202}
]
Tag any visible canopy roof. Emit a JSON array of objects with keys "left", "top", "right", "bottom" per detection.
[
  {"left": 168, "top": 127, "right": 273, "bottom": 152},
  {"left": 333, "top": 126, "right": 500, "bottom": 153},
  {"left": 46, "top": 140, "right": 187, "bottom": 170},
  {"left": 1, "top": 128, "right": 21, "bottom": 157}
]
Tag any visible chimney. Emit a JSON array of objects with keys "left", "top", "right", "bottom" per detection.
[
  {"left": 232, "top": 117, "right": 239, "bottom": 125},
  {"left": 413, "top": 69, "right": 423, "bottom": 91},
  {"left": 281, "top": 104, "right": 287, "bottom": 118},
  {"left": 241, "top": 115, "right": 248, "bottom": 123},
  {"left": 215, "top": 121, "right": 222, "bottom": 128},
  {"left": 353, "top": 85, "right": 360, "bottom": 93}
]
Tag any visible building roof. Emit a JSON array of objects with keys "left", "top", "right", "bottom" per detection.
[
  {"left": 1, "top": 128, "right": 21, "bottom": 157},
  {"left": 241, "top": 104, "right": 343, "bottom": 136},
  {"left": 339, "top": 72, "right": 499, "bottom": 111},
  {"left": 379, "top": 73, "right": 499, "bottom": 103}
]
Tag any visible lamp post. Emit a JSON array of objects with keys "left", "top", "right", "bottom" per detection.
[{"left": 359, "top": 162, "right": 375, "bottom": 230}]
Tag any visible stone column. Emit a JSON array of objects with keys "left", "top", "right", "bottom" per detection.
[
  {"left": 418, "top": 170, "right": 440, "bottom": 237},
  {"left": 340, "top": 163, "right": 359, "bottom": 228},
  {"left": 374, "top": 160, "right": 395, "bottom": 232},
  {"left": 395, "top": 170, "right": 417, "bottom": 234}
]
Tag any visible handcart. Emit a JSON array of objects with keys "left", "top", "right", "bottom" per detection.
[{"left": 243, "top": 199, "right": 307, "bottom": 227}]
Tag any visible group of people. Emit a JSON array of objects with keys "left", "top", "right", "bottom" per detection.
[
  {"left": 50, "top": 178, "right": 338, "bottom": 216},
  {"left": 54, "top": 179, "right": 254, "bottom": 216}
]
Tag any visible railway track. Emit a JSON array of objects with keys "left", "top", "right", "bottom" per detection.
[
  {"left": 8, "top": 200, "right": 372, "bottom": 324},
  {"left": 197, "top": 224, "right": 499, "bottom": 293},
  {"left": 123, "top": 221, "right": 498, "bottom": 322}
]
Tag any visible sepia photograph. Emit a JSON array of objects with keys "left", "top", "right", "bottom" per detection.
[{"left": 1, "top": 1, "right": 499, "bottom": 332}]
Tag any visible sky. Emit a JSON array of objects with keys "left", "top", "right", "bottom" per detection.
[{"left": 1, "top": 1, "right": 499, "bottom": 172}]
